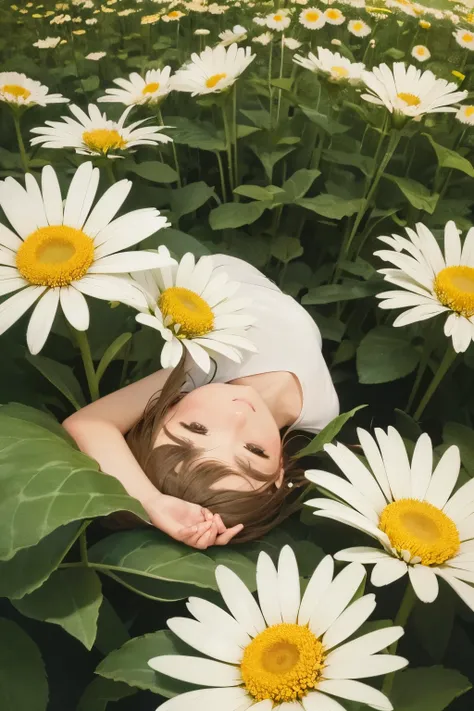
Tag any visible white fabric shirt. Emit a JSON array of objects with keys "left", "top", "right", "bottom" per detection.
[{"left": 184, "top": 255, "right": 339, "bottom": 433}]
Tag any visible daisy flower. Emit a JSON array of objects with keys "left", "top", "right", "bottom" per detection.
[
  {"left": 361, "top": 63, "right": 467, "bottom": 119},
  {"left": 348, "top": 19, "right": 371, "bottom": 37},
  {"left": 149, "top": 547, "right": 407, "bottom": 710},
  {"left": 0, "top": 163, "right": 172, "bottom": 355},
  {"left": 386, "top": 0, "right": 417, "bottom": 16},
  {"left": 33, "top": 36, "right": 62, "bottom": 48},
  {"left": 283, "top": 37, "right": 302, "bottom": 50},
  {"left": 324, "top": 7, "right": 346, "bottom": 24},
  {"left": 0, "top": 72, "right": 68, "bottom": 107},
  {"left": 411, "top": 44, "right": 431, "bottom": 62},
  {"left": 30, "top": 104, "right": 172, "bottom": 159},
  {"left": 294, "top": 48, "right": 365, "bottom": 84},
  {"left": 453, "top": 28, "right": 474, "bottom": 49},
  {"left": 253, "top": 31, "right": 273, "bottom": 45},
  {"left": 172, "top": 44, "right": 255, "bottom": 96},
  {"left": 456, "top": 104, "right": 474, "bottom": 124},
  {"left": 219, "top": 24, "right": 247, "bottom": 46},
  {"left": 98, "top": 68, "right": 173, "bottom": 106},
  {"left": 299, "top": 7, "right": 326, "bottom": 29},
  {"left": 375, "top": 220, "right": 474, "bottom": 353},
  {"left": 307, "top": 428, "right": 474, "bottom": 610},
  {"left": 140, "top": 13, "right": 160, "bottom": 24},
  {"left": 266, "top": 10, "right": 291, "bottom": 30},
  {"left": 162, "top": 10, "right": 185, "bottom": 21},
  {"left": 85, "top": 51, "right": 106, "bottom": 60},
  {"left": 133, "top": 248, "right": 257, "bottom": 372},
  {"left": 194, "top": 28, "right": 210, "bottom": 35}
]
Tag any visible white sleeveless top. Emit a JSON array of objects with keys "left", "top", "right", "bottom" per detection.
[{"left": 183, "top": 255, "right": 339, "bottom": 434}]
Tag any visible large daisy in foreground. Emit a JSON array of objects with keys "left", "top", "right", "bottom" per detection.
[
  {"left": 133, "top": 247, "right": 257, "bottom": 373},
  {"left": 375, "top": 220, "right": 474, "bottom": 353},
  {"left": 294, "top": 48, "right": 365, "bottom": 84},
  {"left": 0, "top": 71, "right": 68, "bottom": 107},
  {"left": 149, "top": 547, "right": 407, "bottom": 710},
  {"left": 361, "top": 62, "right": 467, "bottom": 120},
  {"left": 0, "top": 163, "right": 173, "bottom": 354},
  {"left": 30, "top": 104, "right": 172, "bottom": 158},
  {"left": 306, "top": 428, "right": 474, "bottom": 609},
  {"left": 172, "top": 43, "right": 255, "bottom": 96},
  {"left": 97, "top": 67, "right": 173, "bottom": 106}
]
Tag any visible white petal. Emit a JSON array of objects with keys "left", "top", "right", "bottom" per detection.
[
  {"left": 0, "top": 224, "right": 22, "bottom": 251},
  {"left": 176, "top": 252, "right": 195, "bottom": 287},
  {"left": 302, "top": 691, "right": 347, "bottom": 711},
  {"left": 323, "top": 595, "right": 377, "bottom": 651},
  {"left": 186, "top": 597, "right": 251, "bottom": 649},
  {"left": 298, "top": 555, "right": 334, "bottom": 626},
  {"left": 356, "top": 428, "right": 392, "bottom": 501},
  {"left": 90, "top": 251, "right": 172, "bottom": 274},
  {"left": 410, "top": 433, "right": 433, "bottom": 500},
  {"left": 393, "top": 303, "right": 445, "bottom": 327},
  {"left": 278, "top": 546, "right": 300, "bottom": 624},
  {"left": 371, "top": 559, "right": 407, "bottom": 587},
  {"left": 167, "top": 617, "right": 242, "bottom": 664},
  {"left": 161, "top": 337, "right": 183, "bottom": 368},
  {"left": 73, "top": 274, "right": 148, "bottom": 310},
  {"left": 26, "top": 288, "right": 59, "bottom": 354},
  {"left": 374, "top": 427, "right": 411, "bottom": 500},
  {"left": 444, "top": 220, "right": 462, "bottom": 266},
  {"left": 156, "top": 688, "right": 251, "bottom": 711},
  {"left": 0, "top": 277, "right": 27, "bottom": 297},
  {"left": 83, "top": 179, "right": 132, "bottom": 237},
  {"left": 324, "top": 443, "right": 387, "bottom": 514},
  {"left": 215, "top": 566, "right": 266, "bottom": 638},
  {"left": 41, "top": 165, "right": 64, "bottom": 225},
  {"left": 424, "top": 445, "right": 460, "bottom": 509},
  {"left": 25, "top": 173, "right": 48, "bottom": 229},
  {"left": 444, "top": 478, "right": 474, "bottom": 522},
  {"left": 325, "top": 626, "right": 404, "bottom": 662},
  {"left": 256, "top": 552, "right": 282, "bottom": 627},
  {"left": 94, "top": 210, "right": 169, "bottom": 257},
  {"left": 148, "top": 654, "right": 241, "bottom": 687},
  {"left": 408, "top": 564, "right": 439, "bottom": 602},
  {"left": 182, "top": 338, "right": 211, "bottom": 373},
  {"left": 63, "top": 162, "right": 100, "bottom": 228},
  {"left": 309, "top": 563, "right": 366, "bottom": 638},
  {"left": 333, "top": 547, "right": 390, "bottom": 564},
  {"left": 305, "top": 470, "right": 379, "bottom": 523},
  {"left": 317, "top": 679, "right": 392, "bottom": 711},
  {"left": 324, "top": 654, "right": 407, "bottom": 679},
  {"left": 59, "top": 286, "right": 90, "bottom": 331},
  {"left": 189, "top": 255, "right": 214, "bottom": 294},
  {"left": 0, "top": 285, "right": 46, "bottom": 336},
  {"left": 0, "top": 178, "right": 37, "bottom": 238}
]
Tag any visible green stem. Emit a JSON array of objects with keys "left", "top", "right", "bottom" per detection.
[
  {"left": 105, "top": 159, "right": 116, "bottom": 185},
  {"left": 158, "top": 108, "right": 182, "bottom": 188},
  {"left": 232, "top": 82, "right": 239, "bottom": 188},
  {"left": 413, "top": 345, "right": 457, "bottom": 421},
  {"left": 75, "top": 329, "right": 100, "bottom": 401},
  {"left": 216, "top": 150, "right": 228, "bottom": 202},
  {"left": 276, "top": 35, "right": 285, "bottom": 126},
  {"left": 406, "top": 323, "right": 436, "bottom": 412},
  {"left": 12, "top": 111, "right": 28, "bottom": 173},
  {"left": 79, "top": 530, "right": 89, "bottom": 566},
  {"left": 268, "top": 39, "right": 274, "bottom": 126},
  {"left": 382, "top": 585, "right": 417, "bottom": 697},
  {"left": 222, "top": 102, "right": 235, "bottom": 192}
]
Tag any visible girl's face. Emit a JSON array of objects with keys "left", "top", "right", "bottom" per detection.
[{"left": 154, "top": 383, "right": 283, "bottom": 491}]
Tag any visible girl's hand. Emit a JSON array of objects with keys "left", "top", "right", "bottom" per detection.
[{"left": 143, "top": 492, "right": 243, "bottom": 549}]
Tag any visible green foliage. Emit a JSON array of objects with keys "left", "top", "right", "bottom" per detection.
[
  {"left": 209, "top": 200, "right": 270, "bottom": 229},
  {"left": 126, "top": 161, "right": 179, "bottom": 184},
  {"left": 295, "top": 405, "right": 367, "bottom": 457},
  {"left": 385, "top": 175, "right": 439, "bottom": 214},
  {"left": 357, "top": 327, "right": 420, "bottom": 384},
  {"left": 391, "top": 667, "right": 472, "bottom": 711},
  {"left": 0, "top": 618, "right": 48, "bottom": 711}
]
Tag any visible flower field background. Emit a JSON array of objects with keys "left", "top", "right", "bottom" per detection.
[{"left": 3, "top": 0, "right": 474, "bottom": 709}]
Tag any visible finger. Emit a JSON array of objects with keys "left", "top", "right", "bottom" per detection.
[
  {"left": 216, "top": 524, "right": 244, "bottom": 546},
  {"left": 194, "top": 521, "right": 219, "bottom": 550},
  {"left": 214, "top": 514, "right": 226, "bottom": 534},
  {"left": 179, "top": 520, "right": 212, "bottom": 543},
  {"left": 202, "top": 508, "right": 214, "bottom": 522}
]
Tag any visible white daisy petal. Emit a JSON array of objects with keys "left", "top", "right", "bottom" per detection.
[
  {"left": 424, "top": 445, "right": 460, "bottom": 509},
  {"left": 332, "top": 548, "right": 390, "bottom": 565},
  {"left": 155, "top": 688, "right": 252, "bottom": 711},
  {"left": 256, "top": 552, "right": 282, "bottom": 627},
  {"left": 410, "top": 432, "right": 433, "bottom": 500},
  {"left": 63, "top": 162, "right": 99, "bottom": 229},
  {"left": 317, "top": 679, "right": 393, "bottom": 711},
  {"left": 186, "top": 597, "right": 251, "bottom": 648},
  {"left": 437, "top": 570, "right": 474, "bottom": 612},
  {"left": 59, "top": 286, "right": 90, "bottom": 331},
  {"left": 309, "top": 563, "right": 366, "bottom": 638},
  {"left": 41, "top": 164, "right": 64, "bottom": 225},
  {"left": 182, "top": 338, "right": 212, "bottom": 373},
  {"left": 298, "top": 555, "right": 334, "bottom": 627},
  {"left": 326, "top": 626, "right": 404, "bottom": 663},
  {"left": 408, "top": 565, "right": 439, "bottom": 602},
  {"left": 278, "top": 546, "right": 300, "bottom": 624},
  {"left": 0, "top": 285, "right": 46, "bottom": 336},
  {"left": 83, "top": 179, "right": 132, "bottom": 237},
  {"left": 148, "top": 655, "right": 241, "bottom": 687},
  {"left": 324, "top": 654, "right": 407, "bottom": 679},
  {"left": 371, "top": 559, "right": 408, "bottom": 587},
  {"left": 215, "top": 565, "right": 266, "bottom": 637},
  {"left": 26, "top": 288, "right": 60, "bottom": 355},
  {"left": 323, "top": 594, "right": 377, "bottom": 651},
  {"left": 0, "top": 178, "right": 37, "bottom": 238},
  {"left": 167, "top": 617, "right": 242, "bottom": 664},
  {"left": 302, "top": 691, "right": 347, "bottom": 711}
]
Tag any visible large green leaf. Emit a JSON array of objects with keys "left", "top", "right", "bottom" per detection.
[
  {"left": 126, "top": 160, "right": 178, "bottom": 184},
  {"left": 13, "top": 568, "right": 103, "bottom": 649},
  {"left": 0, "top": 618, "right": 48, "bottom": 711},
  {"left": 249, "top": 143, "right": 296, "bottom": 181},
  {"left": 155, "top": 227, "right": 211, "bottom": 257},
  {"left": 385, "top": 174, "right": 439, "bottom": 214},
  {"left": 171, "top": 181, "right": 215, "bottom": 219},
  {"left": 271, "top": 235, "right": 304, "bottom": 263},
  {"left": 281, "top": 169, "right": 321, "bottom": 202},
  {"left": 0, "top": 402, "right": 74, "bottom": 444},
  {"left": 300, "top": 106, "right": 349, "bottom": 135},
  {"left": 0, "top": 521, "right": 81, "bottom": 599},
  {"left": 323, "top": 149, "right": 375, "bottom": 177},
  {"left": 297, "top": 195, "right": 363, "bottom": 219},
  {"left": 423, "top": 133, "right": 474, "bottom": 178},
  {"left": 209, "top": 201, "right": 270, "bottom": 230},
  {"left": 391, "top": 666, "right": 471, "bottom": 711},
  {"left": 233, "top": 184, "right": 282, "bottom": 201},
  {"left": 166, "top": 116, "right": 225, "bottom": 151},
  {"left": 443, "top": 422, "right": 474, "bottom": 477},
  {"left": 96, "top": 333, "right": 132, "bottom": 384},
  {"left": 77, "top": 678, "right": 136, "bottom": 711},
  {"left": 295, "top": 406, "right": 367, "bottom": 458},
  {"left": 0, "top": 414, "right": 146, "bottom": 561},
  {"left": 95, "top": 597, "right": 131, "bottom": 656},
  {"left": 357, "top": 327, "right": 419, "bottom": 384},
  {"left": 302, "top": 281, "right": 380, "bottom": 305},
  {"left": 26, "top": 353, "right": 86, "bottom": 410}
]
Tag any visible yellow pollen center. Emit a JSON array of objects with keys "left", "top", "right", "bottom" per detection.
[
  {"left": 82, "top": 128, "right": 127, "bottom": 154},
  {"left": 397, "top": 92, "right": 421, "bottom": 107},
  {"left": 16, "top": 225, "right": 94, "bottom": 287},
  {"left": 306, "top": 11, "right": 320, "bottom": 21},
  {"left": 241, "top": 624, "right": 324, "bottom": 703},
  {"left": 331, "top": 65, "right": 349, "bottom": 78},
  {"left": 2, "top": 83, "right": 31, "bottom": 100},
  {"left": 142, "top": 81, "right": 160, "bottom": 95},
  {"left": 463, "top": 32, "right": 474, "bottom": 42},
  {"left": 326, "top": 9, "right": 340, "bottom": 19},
  {"left": 465, "top": 106, "right": 474, "bottom": 117},
  {"left": 416, "top": 47, "right": 426, "bottom": 55},
  {"left": 353, "top": 21, "right": 363, "bottom": 30},
  {"left": 158, "top": 286, "right": 214, "bottom": 338},
  {"left": 379, "top": 499, "right": 460, "bottom": 566},
  {"left": 206, "top": 72, "right": 227, "bottom": 88},
  {"left": 434, "top": 265, "right": 474, "bottom": 318},
  {"left": 168, "top": 10, "right": 180, "bottom": 17}
]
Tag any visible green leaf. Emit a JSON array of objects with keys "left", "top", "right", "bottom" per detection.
[
  {"left": 297, "top": 195, "right": 363, "bottom": 219},
  {"left": 443, "top": 422, "right": 474, "bottom": 477},
  {"left": 302, "top": 280, "right": 380, "bottom": 305},
  {"left": 236, "top": 124, "right": 261, "bottom": 139},
  {"left": 323, "top": 149, "right": 375, "bottom": 177},
  {"left": 295, "top": 406, "right": 367, "bottom": 458},
  {"left": 209, "top": 201, "right": 270, "bottom": 230},
  {"left": 271, "top": 77, "right": 294, "bottom": 91},
  {"left": 384, "top": 47, "right": 405, "bottom": 60},
  {"left": 271, "top": 235, "right": 303, "bottom": 263},
  {"left": 155, "top": 227, "right": 211, "bottom": 258},
  {"left": 171, "top": 181, "right": 215, "bottom": 219},
  {"left": 97, "top": 630, "right": 194, "bottom": 697},
  {"left": 126, "top": 161, "right": 178, "bottom": 184},
  {"left": 95, "top": 597, "right": 131, "bottom": 656},
  {"left": 13, "top": 568, "right": 103, "bottom": 649},
  {"left": 385, "top": 174, "right": 439, "bottom": 214},
  {"left": 395, "top": 409, "right": 423, "bottom": 443},
  {"left": 423, "top": 132, "right": 474, "bottom": 178},
  {"left": 0, "top": 618, "right": 48, "bottom": 711},
  {"left": 414, "top": 587, "right": 456, "bottom": 662},
  {"left": 77, "top": 678, "right": 136, "bottom": 711},
  {"left": 249, "top": 143, "right": 296, "bottom": 181},
  {"left": 0, "top": 403, "right": 74, "bottom": 444},
  {"left": 167, "top": 116, "right": 225, "bottom": 151},
  {"left": 96, "top": 333, "right": 132, "bottom": 384},
  {"left": 357, "top": 327, "right": 419, "bottom": 384},
  {"left": 240, "top": 109, "right": 271, "bottom": 130},
  {"left": 300, "top": 106, "right": 349, "bottom": 135},
  {"left": 26, "top": 353, "right": 86, "bottom": 410},
  {"left": 82, "top": 75, "right": 99, "bottom": 91},
  {"left": 233, "top": 184, "right": 280, "bottom": 201},
  {"left": 0, "top": 415, "right": 146, "bottom": 561},
  {"left": 391, "top": 666, "right": 471, "bottom": 711},
  {"left": 281, "top": 169, "right": 321, "bottom": 202},
  {"left": 0, "top": 522, "right": 81, "bottom": 599}
]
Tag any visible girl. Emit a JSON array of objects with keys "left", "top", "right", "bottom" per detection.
[{"left": 63, "top": 254, "right": 339, "bottom": 549}]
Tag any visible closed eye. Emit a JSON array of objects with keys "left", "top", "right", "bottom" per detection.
[
  {"left": 180, "top": 422, "right": 209, "bottom": 435},
  {"left": 245, "top": 444, "right": 269, "bottom": 459}
]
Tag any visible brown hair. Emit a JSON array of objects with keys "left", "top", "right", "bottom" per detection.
[{"left": 126, "top": 354, "right": 308, "bottom": 543}]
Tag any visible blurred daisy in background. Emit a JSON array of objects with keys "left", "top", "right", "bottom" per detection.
[
  {"left": 253, "top": 31, "right": 273, "bottom": 45},
  {"left": 162, "top": 10, "right": 185, "bottom": 21},
  {"left": 33, "top": 36, "right": 62, "bottom": 48},
  {"left": 30, "top": 104, "right": 172, "bottom": 158},
  {"left": 266, "top": 9, "right": 291, "bottom": 30},
  {"left": 172, "top": 43, "right": 255, "bottom": 96},
  {"left": 149, "top": 547, "right": 407, "bottom": 710},
  {"left": 456, "top": 104, "right": 474, "bottom": 124},
  {"left": 348, "top": 18, "right": 371, "bottom": 36},
  {"left": 98, "top": 68, "right": 173, "bottom": 105},
  {"left": 85, "top": 51, "right": 106, "bottom": 60},
  {"left": 294, "top": 48, "right": 365, "bottom": 84},
  {"left": 453, "top": 27, "right": 474, "bottom": 49},
  {"left": 324, "top": 7, "right": 346, "bottom": 24},
  {"left": 375, "top": 220, "right": 474, "bottom": 353},
  {"left": 219, "top": 24, "right": 247, "bottom": 45},
  {"left": 0, "top": 71, "right": 68, "bottom": 107},
  {"left": 283, "top": 36, "right": 302, "bottom": 50},
  {"left": 0, "top": 163, "right": 172, "bottom": 354},
  {"left": 411, "top": 44, "right": 431, "bottom": 62},
  {"left": 299, "top": 7, "right": 326, "bottom": 29}
]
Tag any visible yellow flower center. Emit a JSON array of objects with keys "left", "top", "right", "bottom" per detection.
[
  {"left": 16, "top": 225, "right": 94, "bottom": 287},
  {"left": 453, "top": 70, "right": 466, "bottom": 81},
  {"left": 379, "top": 499, "right": 460, "bottom": 566},
  {"left": 397, "top": 92, "right": 421, "bottom": 107},
  {"left": 462, "top": 32, "right": 474, "bottom": 43},
  {"left": 464, "top": 106, "right": 474, "bottom": 117},
  {"left": 419, "top": 20, "right": 431, "bottom": 28},
  {"left": 167, "top": 10, "right": 181, "bottom": 17},
  {"left": 273, "top": 13, "right": 283, "bottom": 21},
  {"left": 241, "top": 624, "right": 324, "bottom": 703},
  {"left": 158, "top": 286, "right": 214, "bottom": 338},
  {"left": 467, "top": 13, "right": 474, "bottom": 23},
  {"left": 305, "top": 11, "right": 320, "bottom": 22},
  {"left": 326, "top": 9, "right": 341, "bottom": 19},
  {"left": 2, "top": 83, "right": 31, "bottom": 100},
  {"left": 142, "top": 81, "right": 160, "bottom": 95},
  {"left": 206, "top": 72, "right": 227, "bottom": 88},
  {"left": 82, "top": 128, "right": 127, "bottom": 154},
  {"left": 434, "top": 265, "right": 474, "bottom": 318},
  {"left": 331, "top": 66, "right": 349, "bottom": 78},
  {"left": 352, "top": 21, "right": 364, "bottom": 30},
  {"left": 416, "top": 47, "right": 426, "bottom": 56}
]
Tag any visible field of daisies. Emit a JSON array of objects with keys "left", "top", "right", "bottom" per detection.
[{"left": 4, "top": 0, "right": 474, "bottom": 709}]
